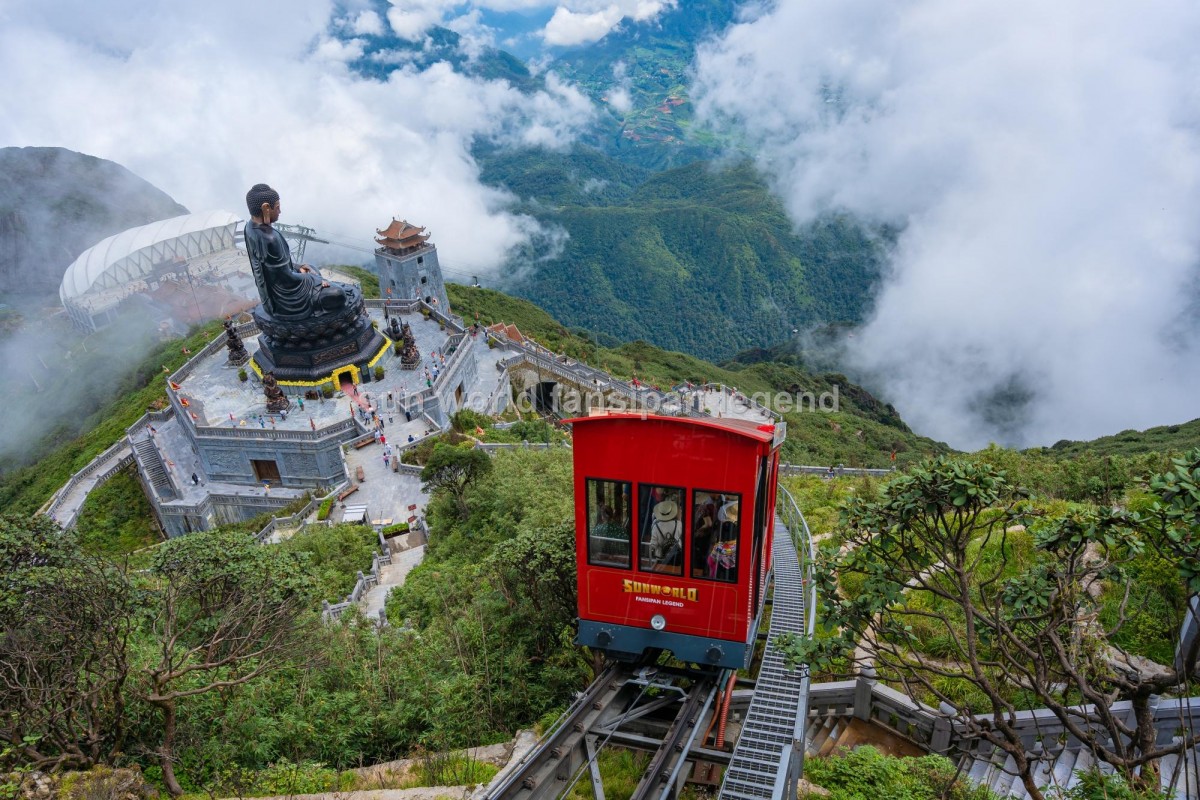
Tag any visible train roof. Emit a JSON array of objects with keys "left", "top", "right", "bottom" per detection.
[{"left": 564, "top": 412, "right": 778, "bottom": 445}]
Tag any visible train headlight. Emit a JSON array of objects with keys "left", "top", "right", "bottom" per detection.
[{"left": 650, "top": 614, "right": 667, "bottom": 631}]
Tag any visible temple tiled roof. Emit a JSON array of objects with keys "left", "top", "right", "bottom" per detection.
[{"left": 375, "top": 218, "right": 430, "bottom": 250}]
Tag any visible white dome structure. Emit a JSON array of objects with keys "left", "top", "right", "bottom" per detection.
[{"left": 59, "top": 210, "right": 241, "bottom": 304}]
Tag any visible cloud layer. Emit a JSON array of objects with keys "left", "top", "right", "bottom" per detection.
[
  {"left": 695, "top": 0, "right": 1200, "bottom": 449},
  {"left": 0, "top": 0, "right": 593, "bottom": 275},
  {"left": 383, "top": 0, "right": 674, "bottom": 46}
]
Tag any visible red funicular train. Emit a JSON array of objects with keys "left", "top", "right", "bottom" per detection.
[{"left": 567, "top": 411, "right": 784, "bottom": 670}]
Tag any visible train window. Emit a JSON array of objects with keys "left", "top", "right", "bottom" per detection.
[
  {"left": 587, "top": 479, "right": 632, "bottom": 568},
  {"left": 638, "top": 484, "right": 686, "bottom": 576},
  {"left": 693, "top": 490, "right": 740, "bottom": 583}
]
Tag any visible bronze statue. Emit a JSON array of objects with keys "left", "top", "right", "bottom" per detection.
[
  {"left": 244, "top": 184, "right": 347, "bottom": 319},
  {"left": 224, "top": 318, "right": 249, "bottom": 366},
  {"left": 262, "top": 371, "right": 290, "bottom": 413}
]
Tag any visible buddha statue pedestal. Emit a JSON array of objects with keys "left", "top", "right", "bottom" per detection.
[{"left": 251, "top": 284, "right": 386, "bottom": 385}]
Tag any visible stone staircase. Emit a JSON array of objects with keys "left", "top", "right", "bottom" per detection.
[{"left": 132, "top": 435, "right": 177, "bottom": 500}]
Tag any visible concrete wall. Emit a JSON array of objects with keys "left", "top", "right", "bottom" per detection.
[{"left": 374, "top": 244, "right": 449, "bottom": 313}]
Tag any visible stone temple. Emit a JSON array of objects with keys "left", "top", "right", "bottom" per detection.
[{"left": 109, "top": 216, "right": 514, "bottom": 536}]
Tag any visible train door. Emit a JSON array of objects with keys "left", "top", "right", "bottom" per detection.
[{"left": 750, "top": 455, "right": 771, "bottom": 611}]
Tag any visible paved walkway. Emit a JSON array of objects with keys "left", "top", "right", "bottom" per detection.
[
  {"left": 362, "top": 543, "right": 426, "bottom": 619},
  {"left": 45, "top": 442, "right": 133, "bottom": 528},
  {"left": 694, "top": 387, "right": 775, "bottom": 423}
]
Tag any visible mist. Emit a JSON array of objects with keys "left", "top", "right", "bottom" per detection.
[
  {"left": 0, "top": 0, "right": 599, "bottom": 467},
  {"left": 0, "top": 0, "right": 595, "bottom": 275},
  {"left": 694, "top": 0, "right": 1200, "bottom": 449}
]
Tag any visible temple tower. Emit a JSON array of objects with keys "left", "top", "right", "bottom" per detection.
[{"left": 373, "top": 219, "right": 450, "bottom": 313}]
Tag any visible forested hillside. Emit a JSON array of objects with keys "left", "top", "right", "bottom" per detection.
[
  {"left": 480, "top": 156, "right": 888, "bottom": 360},
  {"left": 448, "top": 284, "right": 941, "bottom": 467}
]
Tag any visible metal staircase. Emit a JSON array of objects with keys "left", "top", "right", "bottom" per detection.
[{"left": 719, "top": 490, "right": 816, "bottom": 800}]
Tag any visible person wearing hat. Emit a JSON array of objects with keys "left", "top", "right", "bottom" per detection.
[
  {"left": 648, "top": 498, "right": 683, "bottom": 573},
  {"left": 708, "top": 502, "right": 739, "bottom": 580}
]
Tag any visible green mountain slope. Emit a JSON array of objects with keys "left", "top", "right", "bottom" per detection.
[
  {"left": 487, "top": 158, "right": 887, "bottom": 360},
  {"left": 1031, "top": 418, "right": 1200, "bottom": 459},
  {"left": 0, "top": 147, "right": 188, "bottom": 302},
  {"left": 549, "top": 0, "right": 739, "bottom": 169},
  {"left": 449, "top": 284, "right": 944, "bottom": 467}
]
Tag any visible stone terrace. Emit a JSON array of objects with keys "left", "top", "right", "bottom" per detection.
[{"left": 176, "top": 309, "right": 457, "bottom": 432}]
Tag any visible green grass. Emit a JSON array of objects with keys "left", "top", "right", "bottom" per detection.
[
  {"left": 333, "top": 263, "right": 380, "bottom": 299},
  {"left": 804, "top": 745, "right": 1000, "bottom": 800},
  {"left": 73, "top": 467, "right": 162, "bottom": 555},
  {"left": 282, "top": 523, "right": 381, "bottom": 602},
  {"left": 564, "top": 748, "right": 651, "bottom": 800},
  {"left": 1032, "top": 417, "right": 1200, "bottom": 459}
]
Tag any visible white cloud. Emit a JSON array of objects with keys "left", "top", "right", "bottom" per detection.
[
  {"left": 0, "top": 0, "right": 594, "bottom": 277},
  {"left": 313, "top": 35, "right": 366, "bottom": 62},
  {"left": 695, "top": 0, "right": 1200, "bottom": 449},
  {"left": 385, "top": 0, "right": 458, "bottom": 41},
  {"left": 446, "top": 9, "right": 497, "bottom": 60},
  {"left": 349, "top": 10, "right": 385, "bottom": 36},
  {"left": 606, "top": 60, "right": 632, "bottom": 112},
  {"left": 543, "top": 6, "right": 624, "bottom": 46},
  {"left": 542, "top": 0, "right": 675, "bottom": 46}
]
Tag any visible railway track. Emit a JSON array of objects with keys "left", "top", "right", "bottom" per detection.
[
  {"left": 481, "top": 497, "right": 814, "bottom": 800},
  {"left": 482, "top": 663, "right": 721, "bottom": 800}
]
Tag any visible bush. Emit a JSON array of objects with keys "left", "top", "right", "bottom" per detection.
[
  {"left": 375, "top": 365, "right": 385, "bottom": 381},
  {"left": 1049, "top": 769, "right": 1171, "bottom": 800},
  {"left": 317, "top": 494, "right": 334, "bottom": 521},
  {"left": 804, "top": 746, "right": 997, "bottom": 800},
  {"left": 283, "top": 523, "right": 378, "bottom": 601},
  {"left": 381, "top": 522, "right": 410, "bottom": 537},
  {"left": 321, "top": 383, "right": 334, "bottom": 399},
  {"left": 451, "top": 408, "right": 492, "bottom": 434},
  {"left": 238, "top": 368, "right": 248, "bottom": 383}
]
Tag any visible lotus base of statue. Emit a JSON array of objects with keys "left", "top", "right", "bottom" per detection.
[{"left": 251, "top": 285, "right": 387, "bottom": 385}]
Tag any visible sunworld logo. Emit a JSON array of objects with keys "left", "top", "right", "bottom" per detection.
[{"left": 622, "top": 579, "right": 698, "bottom": 602}]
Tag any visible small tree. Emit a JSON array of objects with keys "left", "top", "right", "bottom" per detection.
[
  {"left": 0, "top": 515, "right": 136, "bottom": 771},
  {"left": 142, "top": 531, "right": 315, "bottom": 795},
  {"left": 420, "top": 444, "right": 493, "bottom": 517},
  {"left": 782, "top": 455, "right": 1199, "bottom": 799}
]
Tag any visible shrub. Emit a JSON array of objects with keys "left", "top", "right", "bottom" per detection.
[
  {"left": 375, "top": 365, "right": 385, "bottom": 381},
  {"left": 238, "top": 368, "right": 248, "bottom": 382},
  {"left": 381, "top": 522, "right": 410, "bottom": 537},
  {"left": 804, "top": 746, "right": 996, "bottom": 800},
  {"left": 317, "top": 495, "right": 334, "bottom": 521},
  {"left": 321, "top": 383, "right": 334, "bottom": 399}
]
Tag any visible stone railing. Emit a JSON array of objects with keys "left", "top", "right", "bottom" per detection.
[
  {"left": 780, "top": 464, "right": 895, "bottom": 478},
  {"left": 168, "top": 321, "right": 257, "bottom": 388},
  {"left": 156, "top": 489, "right": 313, "bottom": 519},
  {"left": 41, "top": 443, "right": 137, "bottom": 528},
  {"left": 321, "top": 549, "right": 393, "bottom": 624},
  {"left": 251, "top": 489, "right": 341, "bottom": 543},
  {"left": 484, "top": 365, "right": 512, "bottom": 414},
  {"left": 808, "top": 671, "right": 1200, "bottom": 762},
  {"left": 696, "top": 382, "right": 782, "bottom": 422},
  {"left": 475, "top": 442, "right": 566, "bottom": 453},
  {"left": 191, "top": 416, "right": 359, "bottom": 441}
]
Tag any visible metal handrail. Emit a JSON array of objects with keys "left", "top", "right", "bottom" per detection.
[{"left": 776, "top": 483, "right": 817, "bottom": 637}]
